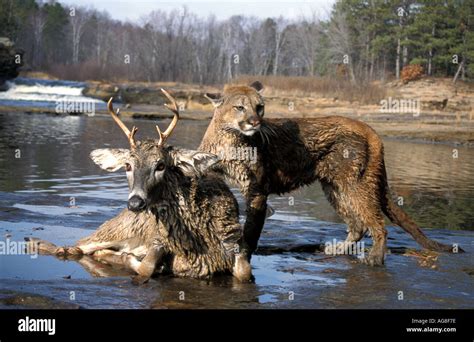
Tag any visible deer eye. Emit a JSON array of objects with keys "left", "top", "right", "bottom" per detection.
[
  {"left": 233, "top": 106, "right": 245, "bottom": 112},
  {"left": 125, "top": 163, "right": 132, "bottom": 172},
  {"left": 155, "top": 162, "right": 165, "bottom": 172}
]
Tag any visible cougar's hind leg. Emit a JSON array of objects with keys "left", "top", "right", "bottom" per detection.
[
  {"left": 321, "top": 182, "right": 386, "bottom": 264},
  {"left": 321, "top": 183, "right": 364, "bottom": 255},
  {"left": 345, "top": 193, "right": 387, "bottom": 266},
  {"left": 323, "top": 216, "right": 366, "bottom": 256},
  {"left": 361, "top": 215, "right": 387, "bottom": 266}
]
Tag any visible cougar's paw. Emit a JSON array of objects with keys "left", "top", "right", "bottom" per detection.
[{"left": 361, "top": 253, "right": 385, "bottom": 267}]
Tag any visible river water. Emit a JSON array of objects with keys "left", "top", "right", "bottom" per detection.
[{"left": 0, "top": 81, "right": 473, "bottom": 309}]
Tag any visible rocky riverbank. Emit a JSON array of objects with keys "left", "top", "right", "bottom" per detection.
[{"left": 2, "top": 73, "right": 473, "bottom": 145}]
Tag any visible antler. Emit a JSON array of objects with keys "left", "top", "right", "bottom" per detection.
[
  {"left": 107, "top": 98, "right": 138, "bottom": 148},
  {"left": 157, "top": 88, "right": 180, "bottom": 146}
]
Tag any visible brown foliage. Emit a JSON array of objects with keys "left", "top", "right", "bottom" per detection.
[
  {"left": 232, "top": 75, "right": 387, "bottom": 105},
  {"left": 401, "top": 64, "right": 424, "bottom": 84}
]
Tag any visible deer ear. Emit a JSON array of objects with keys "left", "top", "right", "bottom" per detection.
[
  {"left": 249, "top": 81, "right": 264, "bottom": 94},
  {"left": 90, "top": 148, "right": 130, "bottom": 172},
  {"left": 171, "top": 148, "right": 219, "bottom": 176},
  {"left": 204, "top": 93, "right": 224, "bottom": 108}
]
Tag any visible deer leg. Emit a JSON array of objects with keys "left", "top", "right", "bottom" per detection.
[
  {"left": 121, "top": 245, "right": 165, "bottom": 282},
  {"left": 24, "top": 237, "right": 82, "bottom": 256},
  {"left": 77, "top": 237, "right": 142, "bottom": 255},
  {"left": 76, "top": 255, "right": 135, "bottom": 278}
]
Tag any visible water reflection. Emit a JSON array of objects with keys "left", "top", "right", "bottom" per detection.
[
  {"left": 0, "top": 112, "right": 473, "bottom": 230},
  {"left": 1, "top": 112, "right": 473, "bottom": 309}
]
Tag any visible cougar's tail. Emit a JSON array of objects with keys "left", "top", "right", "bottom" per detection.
[{"left": 380, "top": 165, "right": 462, "bottom": 253}]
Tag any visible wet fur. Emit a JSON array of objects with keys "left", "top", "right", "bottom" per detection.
[
  {"left": 199, "top": 84, "right": 458, "bottom": 266},
  {"left": 28, "top": 140, "right": 252, "bottom": 281}
]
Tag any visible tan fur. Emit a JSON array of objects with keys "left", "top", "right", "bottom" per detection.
[{"left": 200, "top": 82, "right": 457, "bottom": 266}]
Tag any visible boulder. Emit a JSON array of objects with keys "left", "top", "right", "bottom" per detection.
[{"left": 0, "top": 37, "right": 24, "bottom": 90}]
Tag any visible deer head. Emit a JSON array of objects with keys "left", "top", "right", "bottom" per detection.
[{"left": 91, "top": 89, "right": 219, "bottom": 212}]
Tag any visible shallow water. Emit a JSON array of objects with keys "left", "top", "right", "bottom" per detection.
[{"left": 0, "top": 112, "right": 473, "bottom": 309}]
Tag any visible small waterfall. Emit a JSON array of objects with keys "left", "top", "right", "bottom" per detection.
[{"left": 0, "top": 78, "right": 104, "bottom": 110}]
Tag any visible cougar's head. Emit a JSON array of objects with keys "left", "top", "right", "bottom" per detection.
[{"left": 205, "top": 81, "right": 265, "bottom": 136}]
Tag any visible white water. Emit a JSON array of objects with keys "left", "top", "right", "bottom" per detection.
[{"left": 0, "top": 80, "right": 103, "bottom": 104}]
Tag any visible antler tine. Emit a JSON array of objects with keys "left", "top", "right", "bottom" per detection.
[
  {"left": 107, "top": 98, "right": 138, "bottom": 148},
  {"left": 158, "top": 88, "right": 180, "bottom": 145}
]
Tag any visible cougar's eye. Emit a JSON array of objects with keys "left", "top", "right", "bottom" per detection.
[
  {"left": 234, "top": 105, "right": 245, "bottom": 112},
  {"left": 125, "top": 163, "right": 132, "bottom": 172},
  {"left": 155, "top": 161, "right": 165, "bottom": 172}
]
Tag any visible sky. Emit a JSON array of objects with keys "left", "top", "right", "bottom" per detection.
[{"left": 58, "top": 0, "right": 336, "bottom": 23}]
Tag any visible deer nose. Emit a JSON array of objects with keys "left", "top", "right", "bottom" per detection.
[
  {"left": 128, "top": 195, "right": 146, "bottom": 212},
  {"left": 248, "top": 116, "right": 261, "bottom": 127}
]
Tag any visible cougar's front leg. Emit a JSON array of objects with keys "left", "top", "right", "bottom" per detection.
[{"left": 243, "top": 192, "right": 268, "bottom": 258}]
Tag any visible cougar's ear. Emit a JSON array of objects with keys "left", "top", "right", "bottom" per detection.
[
  {"left": 170, "top": 147, "right": 220, "bottom": 176},
  {"left": 249, "top": 81, "right": 264, "bottom": 94},
  {"left": 90, "top": 148, "right": 130, "bottom": 172},
  {"left": 204, "top": 93, "right": 224, "bottom": 108}
]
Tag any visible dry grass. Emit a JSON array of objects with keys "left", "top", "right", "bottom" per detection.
[{"left": 232, "top": 75, "right": 387, "bottom": 105}]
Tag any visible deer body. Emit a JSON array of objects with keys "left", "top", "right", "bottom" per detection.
[
  {"left": 72, "top": 159, "right": 243, "bottom": 279},
  {"left": 27, "top": 91, "right": 252, "bottom": 282}
]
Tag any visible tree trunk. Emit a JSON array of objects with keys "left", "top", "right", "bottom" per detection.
[
  {"left": 428, "top": 51, "right": 432, "bottom": 76},
  {"left": 402, "top": 41, "right": 408, "bottom": 67},
  {"left": 349, "top": 61, "right": 356, "bottom": 84},
  {"left": 370, "top": 51, "right": 374, "bottom": 81},
  {"left": 428, "top": 24, "right": 435, "bottom": 76},
  {"left": 396, "top": 37, "right": 401, "bottom": 79},
  {"left": 453, "top": 59, "right": 465, "bottom": 84},
  {"left": 382, "top": 54, "right": 386, "bottom": 82},
  {"left": 365, "top": 42, "right": 370, "bottom": 81}
]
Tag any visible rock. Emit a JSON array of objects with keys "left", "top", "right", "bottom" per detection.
[
  {"left": 0, "top": 291, "right": 81, "bottom": 309},
  {"left": 0, "top": 37, "right": 23, "bottom": 91},
  {"left": 82, "top": 81, "right": 119, "bottom": 101}
]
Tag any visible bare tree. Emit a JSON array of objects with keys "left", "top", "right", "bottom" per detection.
[
  {"left": 295, "top": 12, "right": 322, "bottom": 76},
  {"left": 328, "top": 10, "right": 356, "bottom": 83},
  {"left": 273, "top": 16, "right": 288, "bottom": 76},
  {"left": 32, "top": 7, "right": 46, "bottom": 67},
  {"left": 70, "top": 6, "right": 91, "bottom": 64}
]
